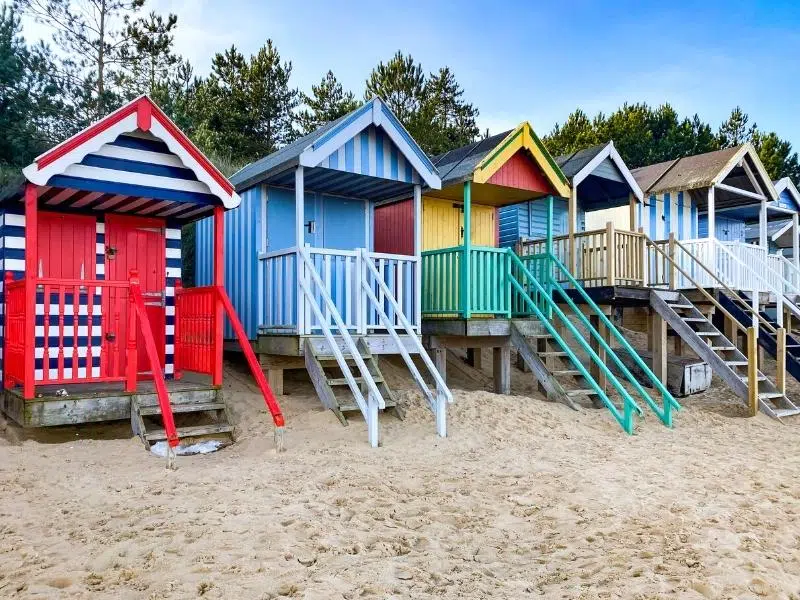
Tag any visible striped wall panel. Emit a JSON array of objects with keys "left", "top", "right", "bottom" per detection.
[
  {"left": 319, "top": 125, "right": 421, "bottom": 185},
  {"left": 638, "top": 192, "right": 698, "bottom": 241},
  {"left": 195, "top": 186, "right": 261, "bottom": 339}
]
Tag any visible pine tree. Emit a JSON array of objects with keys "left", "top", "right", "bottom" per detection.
[
  {"left": 297, "top": 70, "right": 360, "bottom": 135},
  {"left": 121, "top": 10, "right": 178, "bottom": 97},
  {"left": 365, "top": 51, "right": 425, "bottom": 124},
  {"left": 717, "top": 106, "right": 757, "bottom": 148}
]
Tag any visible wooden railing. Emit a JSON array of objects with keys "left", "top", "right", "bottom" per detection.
[
  {"left": 174, "top": 281, "right": 216, "bottom": 376},
  {"left": 421, "top": 245, "right": 512, "bottom": 317},
  {"left": 518, "top": 223, "right": 646, "bottom": 287},
  {"left": 4, "top": 276, "right": 26, "bottom": 388},
  {"left": 259, "top": 246, "right": 419, "bottom": 335}
]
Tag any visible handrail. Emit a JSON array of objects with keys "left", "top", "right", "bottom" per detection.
[
  {"left": 544, "top": 253, "right": 681, "bottom": 421},
  {"left": 508, "top": 252, "right": 642, "bottom": 433},
  {"left": 775, "top": 254, "right": 800, "bottom": 291},
  {"left": 360, "top": 249, "right": 452, "bottom": 437},
  {"left": 298, "top": 247, "right": 384, "bottom": 447},
  {"left": 129, "top": 270, "right": 179, "bottom": 466},
  {"left": 647, "top": 237, "right": 754, "bottom": 336},
  {"left": 216, "top": 286, "right": 285, "bottom": 449},
  {"left": 707, "top": 239, "right": 800, "bottom": 325}
]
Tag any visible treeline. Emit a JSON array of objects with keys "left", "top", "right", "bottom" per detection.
[
  {"left": 2, "top": 0, "right": 799, "bottom": 188},
  {"left": 544, "top": 104, "right": 800, "bottom": 181}
]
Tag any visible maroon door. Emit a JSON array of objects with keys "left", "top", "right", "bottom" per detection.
[{"left": 105, "top": 214, "right": 166, "bottom": 377}]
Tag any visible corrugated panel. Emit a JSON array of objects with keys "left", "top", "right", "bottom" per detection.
[
  {"left": 195, "top": 186, "right": 261, "bottom": 339},
  {"left": 486, "top": 150, "right": 554, "bottom": 194},
  {"left": 319, "top": 125, "right": 421, "bottom": 185},
  {"left": 374, "top": 199, "right": 414, "bottom": 255}
]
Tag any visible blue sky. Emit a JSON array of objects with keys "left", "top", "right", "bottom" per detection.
[{"left": 22, "top": 0, "right": 800, "bottom": 148}]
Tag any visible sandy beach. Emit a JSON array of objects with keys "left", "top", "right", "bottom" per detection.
[{"left": 1, "top": 354, "right": 800, "bottom": 599}]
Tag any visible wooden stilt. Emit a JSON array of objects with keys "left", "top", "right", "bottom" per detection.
[
  {"left": 432, "top": 347, "right": 447, "bottom": 382},
  {"left": 651, "top": 310, "right": 667, "bottom": 385},
  {"left": 493, "top": 345, "right": 511, "bottom": 395},
  {"left": 467, "top": 348, "right": 483, "bottom": 371},
  {"left": 776, "top": 328, "right": 786, "bottom": 394},
  {"left": 747, "top": 326, "right": 759, "bottom": 416},
  {"left": 673, "top": 335, "right": 684, "bottom": 356},
  {"left": 589, "top": 314, "right": 608, "bottom": 392}
]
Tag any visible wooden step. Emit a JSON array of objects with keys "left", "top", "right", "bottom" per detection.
[
  {"left": 773, "top": 408, "right": 800, "bottom": 418},
  {"left": 145, "top": 423, "right": 234, "bottom": 442},
  {"left": 695, "top": 331, "right": 721, "bottom": 337},
  {"left": 338, "top": 399, "right": 396, "bottom": 412},
  {"left": 724, "top": 361, "right": 748, "bottom": 367},
  {"left": 565, "top": 388, "right": 599, "bottom": 396},
  {"left": 539, "top": 351, "right": 567, "bottom": 357},
  {"left": 711, "top": 346, "right": 737, "bottom": 351},
  {"left": 737, "top": 373, "right": 766, "bottom": 382},
  {"left": 328, "top": 375, "right": 384, "bottom": 386},
  {"left": 553, "top": 369, "right": 581, "bottom": 376},
  {"left": 759, "top": 392, "right": 786, "bottom": 400},
  {"left": 668, "top": 303, "right": 694, "bottom": 309},
  {"left": 138, "top": 402, "right": 225, "bottom": 417},
  {"left": 682, "top": 317, "right": 707, "bottom": 323}
]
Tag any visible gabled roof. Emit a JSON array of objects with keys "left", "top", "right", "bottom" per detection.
[
  {"left": 22, "top": 95, "right": 239, "bottom": 209},
  {"left": 433, "top": 131, "right": 510, "bottom": 188},
  {"left": 555, "top": 141, "right": 643, "bottom": 201},
  {"left": 745, "top": 219, "right": 795, "bottom": 247},
  {"left": 631, "top": 144, "right": 777, "bottom": 201},
  {"left": 472, "top": 123, "right": 571, "bottom": 198},
  {"left": 231, "top": 97, "right": 440, "bottom": 192},
  {"left": 774, "top": 177, "right": 800, "bottom": 211}
]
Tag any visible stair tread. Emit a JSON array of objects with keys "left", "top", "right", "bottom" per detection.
[
  {"left": 539, "top": 351, "right": 567, "bottom": 357},
  {"left": 667, "top": 303, "right": 694, "bottom": 309},
  {"left": 695, "top": 331, "right": 722, "bottom": 336},
  {"left": 711, "top": 346, "right": 737, "bottom": 351},
  {"left": 553, "top": 369, "right": 582, "bottom": 376},
  {"left": 759, "top": 392, "right": 786, "bottom": 399},
  {"left": 724, "top": 361, "right": 748, "bottom": 366},
  {"left": 737, "top": 373, "right": 767, "bottom": 382},
  {"left": 682, "top": 317, "right": 707, "bottom": 322},
  {"left": 328, "top": 376, "right": 384, "bottom": 386},
  {"left": 338, "top": 400, "right": 396, "bottom": 412},
  {"left": 138, "top": 402, "right": 225, "bottom": 416},
  {"left": 773, "top": 408, "right": 800, "bottom": 418},
  {"left": 145, "top": 423, "right": 234, "bottom": 441},
  {"left": 565, "top": 388, "right": 599, "bottom": 396}
]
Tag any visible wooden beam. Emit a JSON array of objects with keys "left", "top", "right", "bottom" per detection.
[
  {"left": 714, "top": 182, "right": 767, "bottom": 202},
  {"left": 747, "top": 326, "right": 758, "bottom": 416},
  {"left": 589, "top": 314, "right": 608, "bottom": 392},
  {"left": 606, "top": 221, "right": 615, "bottom": 286},
  {"left": 413, "top": 184, "right": 422, "bottom": 329},
  {"left": 629, "top": 192, "right": 636, "bottom": 230},
  {"left": 493, "top": 345, "right": 511, "bottom": 395}
]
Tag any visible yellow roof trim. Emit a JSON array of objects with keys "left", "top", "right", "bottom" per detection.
[{"left": 472, "top": 122, "right": 571, "bottom": 198}]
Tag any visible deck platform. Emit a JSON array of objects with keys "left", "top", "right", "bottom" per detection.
[{"left": 1, "top": 377, "right": 217, "bottom": 428}]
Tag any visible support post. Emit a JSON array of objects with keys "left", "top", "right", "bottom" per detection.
[
  {"left": 462, "top": 181, "right": 472, "bottom": 319},
  {"left": 295, "top": 166, "right": 306, "bottom": 335},
  {"left": 173, "top": 279, "right": 183, "bottom": 380},
  {"left": 668, "top": 231, "right": 676, "bottom": 290},
  {"left": 651, "top": 309, "right": 667, "bottom": 385},
  {"left": 413, "top": 184, "right": 422, "bottom": 331},
  {"left": 605, "top": 221, "right": 615, "bottom": 286},
  {"left": 23, "top": 183, "right": 37, "bottom": 399},
  {"left": 467, "top": 348, "right": 483, "bottom": 371},
  {"left": 493, "top": 345, "right": 511, "bottom": 395},
  {"left": 638, "top": 226, "right": 648, "bottom": 286},
  {"left": 212, "top": 205, "right": 225, "bottom": 386},
  {"left": 546, "top": 194, "right": 553, "bottom": 318},
  {"left": 707, "top": 187, "right": 715, "bottom": 241},
  {"left": 569, "top": 186, "right": 578, "bottom": 275},
  {"left": 126, "top": 269, "right": 139, "bottom": 392},
  {"left": 758, "top": 196, "right": 767, "bottom": 249},
  {"left": 431, "top": 346, "right": 447, "bottom": 383},
  {"left": 747, "top": 326, "right": 759, "bottom": 416},
  {"left": 724, "top": 315, "right": 739, "bottom": 351},
  {"left": 776, "top": 327, "right": 786, "bottom": 394},
  {"left": 589, "top": 314, "right": 608, "bottom": 392},
  {"left": 629, "top": 192, "right": 636, "bottom": 230}
]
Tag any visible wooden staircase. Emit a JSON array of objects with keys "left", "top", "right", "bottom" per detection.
[
  {"left": 131, "top": 387, "right": 234, "bottom": 450},
  {"left": 304, "top": 338, "right": 404, "bottom": 426},
  {"left": 650, "top": 289, "right": 800, "bottom": 418}
]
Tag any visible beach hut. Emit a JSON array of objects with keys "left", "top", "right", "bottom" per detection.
[
  {"left": 195, "top": 98, "right": 451, "bottom": 447},
  {"left": 374, "top": 126, "right": 677, "bottom": 433},
  {"left": 0, "top": 96, "right": 284, "bottom": 456}
]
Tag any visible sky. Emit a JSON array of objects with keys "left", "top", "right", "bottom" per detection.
[{"left": 19, "top": 0, "right": 800, "bottom": 148}]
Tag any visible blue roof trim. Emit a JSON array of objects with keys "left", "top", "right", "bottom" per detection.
[
  {"left": 311, "top": 102, "right": 372, "bottom": 150},
  {"left": 379, "top": 102, "right": 436, "bottom": 175},
  {"left": 80, "top": 154, "right": 199, "bottom": 181},
  {"left": 46, "top": 175, "right": 219, "bottom": 205}
]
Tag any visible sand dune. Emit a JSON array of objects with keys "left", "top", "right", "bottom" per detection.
[{"left": 1, "top": 357, "right": 799, "bottom": 599}]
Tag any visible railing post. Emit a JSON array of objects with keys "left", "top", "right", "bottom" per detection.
[
  {"left": 747, "top": 326, "right": 759, "bottom": 416},
  {"left": 668, "top": 232, "right": 676, "bottom": 290},
  {"left": 777, "top": 327, "right": 786, "bottom": 394},
  {"left": 356, "top": 250, "right": 366, "bottom": 335},
  {"left": 638, "top": 227, "right": 647, "bottom": 286},
  {"left": 126, "top": 269, "right": 139, "bottom": 393},
  {"left": 605, "top": 221, "right": 615, "bottom": 286}
]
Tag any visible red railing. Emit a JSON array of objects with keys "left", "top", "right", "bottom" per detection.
[
  {"left": 129, "top": 271, "right": 178, "bottom": 448},
  {"left": 175, "top": 283, "right": 285, "bottom": 430},
  {"left": 4, "top": 275, "right": 26, "bottom": 388},
  {"left": 173, "top": 281, "right": 215, "bottom": 377},
  {"left": 37, "top": 278, "right": 130, "bottom": 385}
]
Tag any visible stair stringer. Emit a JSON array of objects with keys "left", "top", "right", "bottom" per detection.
[
  {"left": 509, "top": 320, "right": 578, "bottom": 410},
  {"left": 650, "top": 290, "right": 788, "bottom": 417}
]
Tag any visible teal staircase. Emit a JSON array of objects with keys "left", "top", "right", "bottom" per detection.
[{"left": 509, "top": 251, "right": 681, "bottom": 433}]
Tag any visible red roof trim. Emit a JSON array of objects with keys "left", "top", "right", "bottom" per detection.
[{"left": 35, "top": 96, "right": 234, "bottom": 197}]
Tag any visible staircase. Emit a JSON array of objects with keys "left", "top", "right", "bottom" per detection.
[
  {"left": 304, "top": 338, "right": 403, "bottom": 426},
  {"left": 719, "top": 290, "right": 800, "bottom": 385},
  {"left": 510, "top": 252, "right": 680, "bottom": 433},
  {"left": 650, "top": 289, "right": 800, "bottom": 418},
  {"left": 131, "top": 387, "right": 234, "bottom": 450}
]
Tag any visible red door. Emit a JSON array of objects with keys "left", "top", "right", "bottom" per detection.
[{"left": 105, "top": 215, "right": 166, "bottom": 377}]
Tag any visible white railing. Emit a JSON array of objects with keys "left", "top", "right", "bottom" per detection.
[
  {"left": 774, "top": 254, "right": 800, "bottom": 294},
  {"left": 259, "top": 246, "right": 419, "bottom": 335},
  {"left": 360, "top": 249, "right": 452, "bottom": 437}
]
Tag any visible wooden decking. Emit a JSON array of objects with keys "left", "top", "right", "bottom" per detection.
[{"left": 1, "top": 376, "right": 217, "bottom": 428}]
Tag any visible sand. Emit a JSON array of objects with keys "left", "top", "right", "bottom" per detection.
[{"left": 1, "top": 355, "right": 800, "bottom": 599}]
